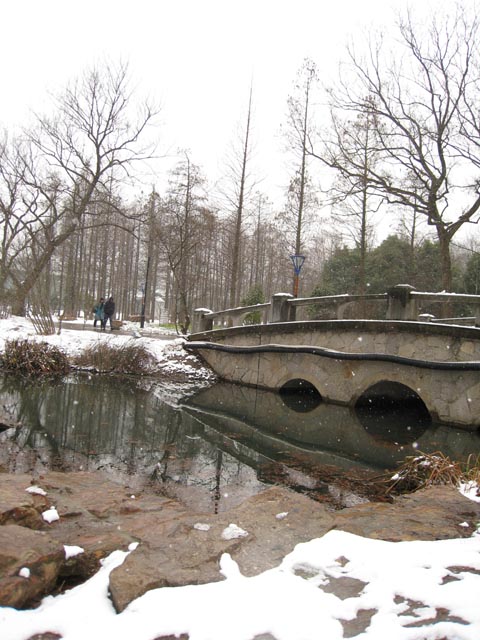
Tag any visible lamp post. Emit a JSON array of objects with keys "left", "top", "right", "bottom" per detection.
[{"left": 290, "top": 254, "right": 306, "bottom": 298}]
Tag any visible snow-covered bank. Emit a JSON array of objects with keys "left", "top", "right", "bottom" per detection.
[{"left": 0, "top": 315, "right": 214, "bottom": 383}]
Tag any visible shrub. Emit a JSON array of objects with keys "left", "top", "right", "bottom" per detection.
[
  {"left": 0, "top": 339, "right": 70, "bottom": 376},
  {"left": 241, "top": 285, "right": 265, "bottom": 325},
  {"left": 74, "top": 341, "right": 155, "bottom": 375}
]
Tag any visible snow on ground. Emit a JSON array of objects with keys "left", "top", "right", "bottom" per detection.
[
  {"left": 1, "top": 526, "right": 480, "bottom": 640},
  {"left": 0, "top": 316, "right": 480, "bottom": 639}
]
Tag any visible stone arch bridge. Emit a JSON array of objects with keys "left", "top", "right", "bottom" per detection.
[{"left": 185, "top": 287, "right": 480, "bottom": 429}]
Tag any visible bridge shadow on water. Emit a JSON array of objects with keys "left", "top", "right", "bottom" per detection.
[
  {"left": 181, "top": 381, "right": 480, "bottom": 506},
  {"left": 183, "top": 381, "right": 479, "bottom": 473},
  {"left": 1, "top": 373, "right": 479, "bottom": 511}
]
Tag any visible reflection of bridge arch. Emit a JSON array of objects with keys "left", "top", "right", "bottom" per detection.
[{"left": 183, "top": 382, "right": 480, "bottom": 472}]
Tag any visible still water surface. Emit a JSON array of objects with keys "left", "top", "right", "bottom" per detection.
[{"left": 0, "top": 374, "right": 479, "bottom": 512}]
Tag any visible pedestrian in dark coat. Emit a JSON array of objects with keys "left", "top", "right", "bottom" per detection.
[{"left": 103, "top": 296, "right": 115, "bottom": 329}]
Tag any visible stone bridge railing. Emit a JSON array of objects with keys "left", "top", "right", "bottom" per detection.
[{"left": 192, "top": 284, "right": 480, "bottom": 333}]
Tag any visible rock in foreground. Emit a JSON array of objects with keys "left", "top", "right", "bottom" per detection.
[{"left": 0, "top": 471, "right": 479, "bottom": 612}]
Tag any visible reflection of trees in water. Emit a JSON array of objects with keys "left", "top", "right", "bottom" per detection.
[
  {"left": 151, "top": 411, "right": 266, "bottom": 512},
  {"left": 213, "top": 449, "right": 223, "bottom": 514},
  {"left": 0, "top": 376, "right": 67, "bottom": 471},
  {"left": 0, "top": 374, "right": 183, "bottom": 476},
  {"left": 0, "top": 375, "right": 260, "bottom": 509},
  {"left": 151, "top": 410, "right": 184, "bottom": 482}
]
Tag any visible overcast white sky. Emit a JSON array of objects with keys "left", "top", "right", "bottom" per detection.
[{"left": 0, "top": 0, "right": 449, "bottom": 207}]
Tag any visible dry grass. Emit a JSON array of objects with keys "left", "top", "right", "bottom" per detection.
[
  {"left": 0, "top": 339, "right": 70, "bottom": 376},
  {"left": 74, "top": 341, "right": 155, "bottom": 375},
  {"left": 385, "top": 450, "right": 480, "bottom": 496},
  {"left": 463, "top": 453, "right": 480, "bottom": 484}
]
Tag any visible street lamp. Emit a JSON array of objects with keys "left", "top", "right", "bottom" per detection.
[{"left": 290, "top": 254, "right": 306, "bottom": 298}]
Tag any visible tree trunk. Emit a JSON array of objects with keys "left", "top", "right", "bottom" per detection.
[
  {"left": 437, "top": 226, "right": 453, "bottom": 317},
  {"left": 229, "top": 87, "right": 253, "bottom": 309}
]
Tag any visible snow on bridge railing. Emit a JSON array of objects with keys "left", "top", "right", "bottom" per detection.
[
  {"left": 290, "top": 292, "right": 388, "bottom": 318},
  {"left": 289, "top": 293, "right": 387, "bottom": 306},
  {"left": 411, "top": 291, "right": 480, "bottom": 303},
  {"left": 191, "top": 285, "right": 480, "bottom": 333}
]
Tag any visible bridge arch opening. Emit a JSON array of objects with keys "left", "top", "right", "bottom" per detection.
[
  {"left": 355, "top": 381, "right": 431, "bottom": 444},
  {"left": 279, "top": 379, "right": 322, "bottom": 413}
]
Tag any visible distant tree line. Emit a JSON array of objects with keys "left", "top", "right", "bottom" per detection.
[{"left": 2, "top": 4, "right": 480, "bottom": 332}]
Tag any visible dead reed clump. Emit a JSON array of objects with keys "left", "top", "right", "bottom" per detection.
[
  {"left": 0, "top": 339, "right": 70, "bottom": 376},
  {"left": 463, "top": 453, "right": 480, "bottom": 487},
  {"left": 385, "top": 451, "right": 465, "bottom": 496},
  {"left": 74, "top": 341, "right": 155, "bottom": 375}
]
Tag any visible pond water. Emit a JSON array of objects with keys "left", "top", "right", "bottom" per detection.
[{"left": 0, "top": 374, "right": 479, "bottom": 512}]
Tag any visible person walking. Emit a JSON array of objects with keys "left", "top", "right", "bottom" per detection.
[
  {"left": 103, "top": 296, "right": 115, "bottom": 330},
  {"left": 93, "top": 297, "right": 105, "bottom": 329}
]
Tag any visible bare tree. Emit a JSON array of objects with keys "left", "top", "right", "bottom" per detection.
[
  {"left": 324, "top": 105, "right": 383, "bottom": 298},
  {"left": 223, "top": 85, "right": 255, "bottom": 309},
  {"left": 313, "top": 5, "right": 480, "bottom": 292},
  {"left": 156, "top": 154, "right": 207, "bottom": 333},
  {"left": 282, "top": 59, "right": 319, "bottom": 257},
  {"left": 0, "top": 62, "right": 158, "bottom": 315}
]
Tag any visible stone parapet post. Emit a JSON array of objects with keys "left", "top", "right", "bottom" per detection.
[
  {"left": 270, "top": 293, "right": 294, "bottom": 323},
  {"left": 386, "top": 284, "right": 418, "bottom": 321},
  {"left": 192, "top": 308, "right": 213, "bottom": 333}
]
